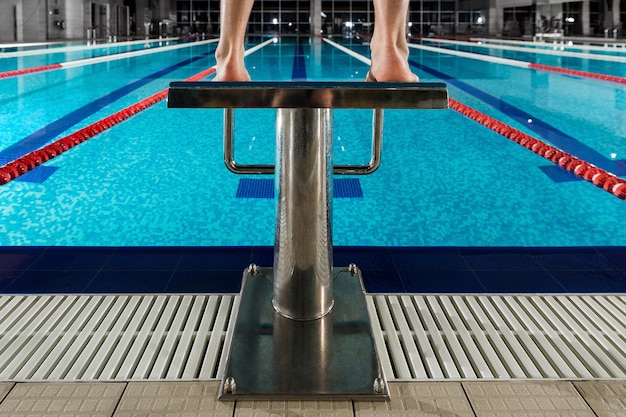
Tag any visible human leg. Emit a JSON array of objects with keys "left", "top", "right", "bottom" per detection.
[
  {"left": 214, "top": 0, "right": 255, "bottom": 81},
  {"left": 369, "top": 0, "right": 419, "bottom": 82}
]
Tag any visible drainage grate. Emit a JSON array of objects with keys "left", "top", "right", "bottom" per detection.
[
  {"left": 0, "top": 294, "right": 623, "bottom": 381},
  {"left": 0, "top": 294, "right": 238, "bottom": 381},
  {"left": 368, "top": 295, "right": 626, "bottom": 380}
]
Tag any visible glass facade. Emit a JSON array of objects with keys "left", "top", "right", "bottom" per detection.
[{"left": 170, "top": 0, "right": 620, "bottom": 38}]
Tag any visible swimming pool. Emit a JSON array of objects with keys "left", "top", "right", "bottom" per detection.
[
  {"left": 0, "top": 36, "right": 625, "bottom": 248},
  {"left": 0, "top": 37, "right": 198, "bottom": 72}
]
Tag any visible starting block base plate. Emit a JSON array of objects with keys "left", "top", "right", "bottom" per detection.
[{"left": 219, "top": 266, "right": 389, "bottom": 400}]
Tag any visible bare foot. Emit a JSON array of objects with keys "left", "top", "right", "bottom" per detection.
[
  {"left": 214, "top": 45, "right": 251, "bottom": 81},
  {"left": 214, "top": 64, "right": 251, "bottom": 81},
  {"left": 368, "top": 38, "right": 419, "bottom": 82}
]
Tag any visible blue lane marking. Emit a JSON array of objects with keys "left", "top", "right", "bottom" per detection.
[
  {"left": 14, "top": 165, "right": 59, "bottom": 183},
  {"left": 0, "top": 50, "right": 215, "bottom": 165},
  {"left": 236, "top": 178, "right": 363, "bottom": 198},
  {"left": 237, "top": 178, "right": 274, "bottom": 198},
  {"left": 334, "top": 178, "right": 363, "bottom": 198},
  {"left": 291, "top": 37, "right": 307, "bottom": 81},
  {"left": 409, "top": 59, "right": 626, "bottom": 177},
  {"left": 538, "top": 165, "right": 580, "bottom": 182}
]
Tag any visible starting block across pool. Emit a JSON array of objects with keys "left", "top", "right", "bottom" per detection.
[{"left": 167, "top": 81, "right": 448, "bottom": 400}]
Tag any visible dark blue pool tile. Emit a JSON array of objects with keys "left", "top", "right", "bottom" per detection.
[
  {"left": 85, "top": 270, "right": 172, "bottom": 293},
  {"left": 166, "top": 270, "right": 243, "bottom": 293},
  {"left": 391, "top": 247, "right": 469, "bottom": 271},
  {"left": 550, "top": 270, "right": 626, "bottom": 292},
  {"left": 596, "top": 247, "right": 626, "bottom": 271},
  {"left": 178, "top": 247, "right": 253, "bottom": 271},
  {"left": 103, "top": 247, "right": 183, "bottom": 270},
  {"left": 400, "top": 270, "right": 486, "bottom": 293},
  {"left": 334, "top": 247, "right": 395, "bottom": 271},
  {"left": 250, "top": 246, "right": 274, "bottom": 267},
  {"left": 460, "top": 248, "right": 543, "bottom": 271},
  {"left": 0, "top": 270, "right": 21, "bottom": 291},
  {"left": 529, "top": 247, "right": 616, "bottom": 271},
  {"left": 0, "top": 248, "right": 43, "bottom": 271},
  {"left": 361, "top": 269, "right": 406, "bottom": 293},
  {"left": 1, "top": 246, "right": 624, "bottom": 294},
  {"left": 475, "top": 270, "right": 566, "bottom": 293},
  {"left": 3, "top": 270, "right": 98, "bottom": 293},
  {"left": 29, "top": 247, "right": 114, "bottom": 271}
]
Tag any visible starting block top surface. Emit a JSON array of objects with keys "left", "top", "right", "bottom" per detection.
[{"left": 167, "top": 81, "right": 448, "bottom": 109}]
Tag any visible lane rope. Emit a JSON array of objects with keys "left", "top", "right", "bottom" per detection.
[
  {"left": 0, "top": 38, "right": 219, "bottom": 79},
  {"left": 323, "top": 36, "right": 626, "bottom": 200},
  {"left": 418, "top": 37, "right": 626, "bottom": 63},
  {"left": 0, "top": 64, "right": 63, "bottom": 79},
  {"left": 470, "top": 37, "right": 626, "bottom": 53},
  {"left": 0, "top": 36, "right": 191, "bottom": 59},
  {"left": 0, "top": 37, "right": 277, "bottom": 186},
  {"left": 527, "top": 62, "right": 626, "bottom": 84},
  {"left": 448, "top": 98, "right": 626, "bottom": 200},
  {"left": 407, "top": 38, "right": 626, "bottom": 84}
]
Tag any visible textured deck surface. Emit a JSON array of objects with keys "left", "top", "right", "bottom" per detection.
[{"left": 1, "top": 381, "right": 625, "bottom": 417}]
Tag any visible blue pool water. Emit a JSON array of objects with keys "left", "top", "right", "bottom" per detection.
[
  {"left": 424, "top": 39, "right": 626, "bottom": 77},
  {"left": 0, "top": 38, "right": 195, "bottom": 72},
  {"left": 1, "top": 36, "right": 625, "bottom": 294},
  {"left": 0, "top": 36, "right": 625, "bottom": 249}
]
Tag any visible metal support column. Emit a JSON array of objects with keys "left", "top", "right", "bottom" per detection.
[{"left": 274, "top": 108, "right": 334, "bottom": 320}]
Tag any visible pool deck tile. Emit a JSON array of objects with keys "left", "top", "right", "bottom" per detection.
[
  {"left": 236, "top": 400, "right": 354, "bottom": 417},
  {"left": 0, "top": 382, "right": 125, "bottom": 417},
  {"left": 463, "top": 381, "right": 596, "bottom": 417},
  {"left": 354, "top": 382, "right": 474, "bottom": 417},
  {"left": 1, "top": 381, "right": 623, "bottom": 417},
  {"left": 573, "top": 381, "right": 626, "bottom": 417},
  {"left": 114, "top": 382, "right": 233, "bottom": 417}
]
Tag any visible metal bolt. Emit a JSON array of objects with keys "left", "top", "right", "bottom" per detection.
[
  {"left": 247, "top": 263, "right": 259, "bottom": 275},
  {"left": 373, "top": 377, "right": 385, "bottom": 394},
  {"left": 223, "top": 377, "right": 236, "bottom": 394},
  {"left": 348, "top": 263, "right": 358, "bottom": 276}
]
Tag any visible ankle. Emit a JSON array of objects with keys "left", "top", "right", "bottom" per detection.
[
  {"left": 214, "top": 43, "right": 250, "bottom": 81},
  {"left": 369, "top": 42, "right": 418, "bottom": 82}
]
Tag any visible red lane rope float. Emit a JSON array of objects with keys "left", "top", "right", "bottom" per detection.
[
  {"left": 529, "top": 63, "right": 626, "bottom": 84},
  {"left": 0, "top": 66, "right": 216, "bottom": 186},
  {"left": 0, "top": 36, "right": 202, "bottom": 80},
  {"left": 449, "top": 98, "right": 626, "bottom": 200},
  {"left": 0, "top": 64, "right": 63, "bottom": 79},
  {"left": 405, "top": 36, "right": 626, "bottom": 85}
]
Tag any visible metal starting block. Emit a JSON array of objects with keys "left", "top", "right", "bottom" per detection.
[{"left": 167, "top": 81, "right": 448, "bottom": 400}]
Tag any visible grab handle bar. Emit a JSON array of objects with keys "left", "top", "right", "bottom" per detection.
[
  {"left": 168, "top": 81, "right": 448, "bottom": 175},
  {"left": 223, "top": 107, "right": 384, "bottom": 175}
]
